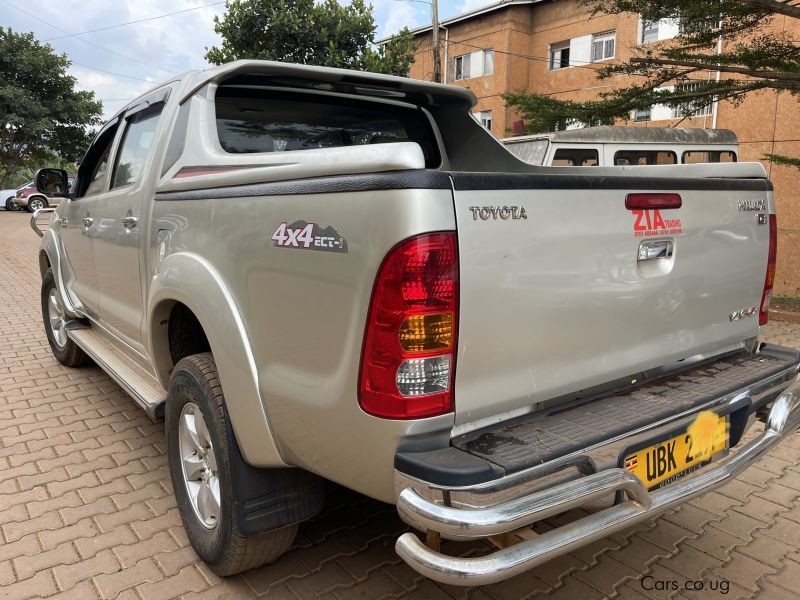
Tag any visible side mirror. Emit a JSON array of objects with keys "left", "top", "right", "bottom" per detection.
[{"left": 35, "top": 168, "right": 69, "bottom": 197}]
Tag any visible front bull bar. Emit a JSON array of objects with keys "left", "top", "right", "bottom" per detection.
[{"left": 395, "top": 376, "right": 800, "bottom": 586}]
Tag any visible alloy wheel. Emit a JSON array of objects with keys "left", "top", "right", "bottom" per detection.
[
  {"left": 47, "top": 288, "right": 67, "bottom": 348},
  {"left": 178, "top": 402, "right": 221, "bottom": 529}
]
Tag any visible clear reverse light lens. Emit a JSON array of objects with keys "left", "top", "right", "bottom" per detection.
[{"left": 396, "top": 356, "right": 451, "bottom": 397}]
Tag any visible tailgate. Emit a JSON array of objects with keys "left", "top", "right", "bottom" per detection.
[{"left": 451, "top": 168, "right": 773, "bottom": 428}]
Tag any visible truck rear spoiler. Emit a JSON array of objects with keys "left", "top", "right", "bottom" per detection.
[{"left": 180, "top": 59, "right": 477, "bottom": 108}]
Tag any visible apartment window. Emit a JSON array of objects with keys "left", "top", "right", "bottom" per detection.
[
  {"left": 474, "top": 110, "right": 493, "bottom": 131},
  {"left": 632, "top": 106, "right": 652, "bottom": 122},
  {"left": 641, "top": 20, "right": 659, "bottom": 43},
  {"left": 483, "top": 50, "right": 494, "bottom": 75},
  {"left": 454, "top": 54, "right": 470, "bottom": 80},
  {"left": 550, "top": 41, "right": 570, "bottom": 70},
  {"left": 552, "top": 118, "right": 582, "bottom": 131},
  {"left": 453, "top": 49, "right": 493, "bottom": 81},
  {"left": 680, "top": 16, "right": 721, "bottom": 36},
  {"left": 592, "top": 31, "right": 615, "bottom": 62},
  {"left": 672, "top": 82, "right": 714, "bottom": 118}
]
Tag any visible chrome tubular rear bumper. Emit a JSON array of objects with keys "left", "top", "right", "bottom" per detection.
[{"left": 395, "top": 375, "right": 800, "bottom": 586}]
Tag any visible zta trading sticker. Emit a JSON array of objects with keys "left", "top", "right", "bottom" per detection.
[
  {"left": 271, "top": 220, "right": 348, "bottom": 253},
  {"left": 632, "top": 209, "right": 682, "bottom": 238}
]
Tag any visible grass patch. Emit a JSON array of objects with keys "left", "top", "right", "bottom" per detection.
[{"left": 772, "top": 295, "right": 800, "bottom": 310}]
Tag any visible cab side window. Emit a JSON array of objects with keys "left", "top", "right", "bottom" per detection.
[
  {"left": 84, "top": 145, "right": 113, "bottom": 197},
  {"left": 75, "top": 123, "right": 119, "bottom": 199},
  {"left": 552, "top": 148, "right": 599, "bottom": 166},
  {"left": 111, "top": 103, "right": 165, "bottom": 189},
  {"left": 614, "top": 150, "right": 676, "bottom": 166},
  {"left": 682, "top": 150, "right": 737, "bottom": 164}
]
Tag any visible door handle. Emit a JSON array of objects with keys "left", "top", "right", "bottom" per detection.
[
  {"left": 638, "top": 240, "right": 673, "bottom": 261},
  {"left": 82, "top": 217, "right": 94, "bottom": 228},
  {"left": 61, "top": 218, "right": 69, "bottom": 227},
  {"left": 122, "top": 216, "right": 138, "bottom": 229}
]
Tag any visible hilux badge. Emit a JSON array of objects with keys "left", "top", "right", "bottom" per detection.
[{"left": 737, "top": 199, "right": 766, "bottom": 212}]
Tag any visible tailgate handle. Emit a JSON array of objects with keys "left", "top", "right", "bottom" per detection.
[{"left": 638, "top": 240, "right": 673, "bottom": 261}]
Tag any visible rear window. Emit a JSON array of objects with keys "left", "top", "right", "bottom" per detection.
[
  {"left": 215, "top": 88, "right": 440, "bottom": 168},
  {"left": 551, "top": 148, "right": 598, "bottom": 166},
  {"left": 614, "top": 150, "right": 677, "bottom": 166},
  {"left": 682, "top": 150, "right": 737, "bottom": 164}
]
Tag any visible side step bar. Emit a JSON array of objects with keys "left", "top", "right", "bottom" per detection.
[{"left": 67, "top": 327, "right": 166, "bottom": 421}]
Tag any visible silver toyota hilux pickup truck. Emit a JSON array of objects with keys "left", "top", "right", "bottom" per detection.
[{"left": 31, "top": 60, "right": 800, "bottom": 585}]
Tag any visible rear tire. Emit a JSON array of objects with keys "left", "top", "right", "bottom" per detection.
[
  {"left": 5, "top": 197, "right": 19, "bottom": 211},
  {"left": 41, "top": 269, "right": 90, "bottom": 367},
  {"left": 166, "top": 353, "right": 297, "bottom": 576}
]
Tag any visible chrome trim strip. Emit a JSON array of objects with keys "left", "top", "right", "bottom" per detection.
[{"left": 395, "top": 376, "right": 800, "bottom": 586}]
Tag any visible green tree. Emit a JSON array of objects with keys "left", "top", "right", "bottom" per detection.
[
  {"left": 205, "top": 0, "right": 415, "bottom": 77},
  {"left": 8, "top": 157, "right": 75, "bottom": 189},
  {"left": 503, "top": 0, "right": 800, "bottom": 154},
  {"left": 0, "top": 28, "right": 102, "bottom": 188}
]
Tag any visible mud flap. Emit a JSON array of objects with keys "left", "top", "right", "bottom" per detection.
[{"left": 223, "top": 403, "right": 326, "bottom": 536}]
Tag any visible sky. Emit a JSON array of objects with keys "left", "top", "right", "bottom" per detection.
[{"left": 0, "top": 0, "right": 488, "bottom": 119}]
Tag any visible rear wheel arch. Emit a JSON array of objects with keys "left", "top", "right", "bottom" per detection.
[
  {"left": 151, "top": 300, "right": 212, "bottom": 381},
  {"left": 147, "top": 254, "right": 286, "bottom": 468},
  {"left": 39, "top": 250, "right": 51, "bottom": 279}
]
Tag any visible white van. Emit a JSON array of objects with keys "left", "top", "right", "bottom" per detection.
[{"left": 502, "top": 126, "right": 738, "bottom": 167}]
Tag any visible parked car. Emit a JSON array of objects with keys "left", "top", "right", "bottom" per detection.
[
  {"left": 2, "top": 187, "right": 22, "bottom": 211},
  {"left": 31, "top": 60, "right": 800, "bottom": 586},
  {"left": 502, "top": 126, "right": 738, "bottom": 167},
  {"left": 15, "top": 175, "right": 74, "bottom": 212}
]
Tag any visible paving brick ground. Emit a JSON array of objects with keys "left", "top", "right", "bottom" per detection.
[{"left": 2, "top": 210, "right": 800, "bottom": 599}]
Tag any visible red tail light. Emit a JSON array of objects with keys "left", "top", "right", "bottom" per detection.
[
  {"left": 759, "top": 214, "right": 777, "bottom": 326},
  {"left": 359, "top": 232, "right": 458, "bottom": 419},
  {"left": 625, "top": 193, "right": 682, "bottom": 210}
]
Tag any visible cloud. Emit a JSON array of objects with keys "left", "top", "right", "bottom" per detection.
[
  {"left": 68, "top": 67, "right": 153, "bottom": 119},
  {"left": 378, "top": 0, "right": 420, "bottom": 37},
  {"left": 458, "top": 0, "right": 494, "bottom": 13},
  {"left": 0, "top": 0, "right": 480, "bottom": 119},
  {"left": 0, "top": 0, "right": 227, "bottom": 119}
]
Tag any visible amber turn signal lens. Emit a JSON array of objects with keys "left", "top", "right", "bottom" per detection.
[{"left": 398, "top": 313, "right": 453, "bottom": 352}]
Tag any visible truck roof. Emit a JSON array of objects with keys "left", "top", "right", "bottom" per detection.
[{"left": 502, "top": 125, "right": 738, "bottom": 145}]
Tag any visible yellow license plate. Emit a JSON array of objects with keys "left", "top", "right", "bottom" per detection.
[{"left": 623, "top": 411, "right": 729, "bottom": 490}]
